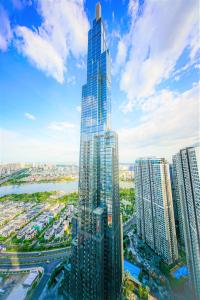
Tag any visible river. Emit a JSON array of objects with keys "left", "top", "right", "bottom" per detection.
[{"left": 0, "top": 180, "right": 134, "bottom": 197}]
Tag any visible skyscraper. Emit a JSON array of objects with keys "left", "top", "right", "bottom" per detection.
[
  {"left": 134, "top": 158, "right": 178, "bottom": 265},
  {"left": 62, "top": 3, "right": 122, "bottom": 299},
  {"left": 171, "top": 158, "right": 185, "bottom": 247},
  {"left": 172, "top": 146, "right": 200, "bottom": 300}
]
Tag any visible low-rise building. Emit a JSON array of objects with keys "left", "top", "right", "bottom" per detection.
[
  {"left": 44, "top": 228, "right": 54, "bottom": 240},
  {"left": 55, "top": 226, "right": 64, "bottom": 239}
]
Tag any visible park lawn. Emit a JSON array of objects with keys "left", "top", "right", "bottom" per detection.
[{"left": 120, "top": 188, "right": 135, "bottom": 223}]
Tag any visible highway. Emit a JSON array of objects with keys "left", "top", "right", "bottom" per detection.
[
  {"left": 0, "top": 247, "right": 70, "bottom": 257},
  {"left": 0, "top": 247, "right": 70, "bottom": 264}
]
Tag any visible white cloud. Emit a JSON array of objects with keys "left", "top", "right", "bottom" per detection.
[
  {"left": 67, "top": 75, "right": 76, "bottom": 85},
  {"left": 117, "top": 0, "right": 199, "bottom": 108},
  {"left": 76, "top": 59, "right": 86, "bottom": 69},
  {"left": 48, "top": 121, "right": 75, "bottom": 131},
  {"left": 0, "top": 5, "right": 12, "bottom": 51},
  {"left": 24, "top": 112, "right": 36, "bottom": 120},
  {"left": 76, "top": 106, "right": 81, "bottom": 112},
  {"left": 0, "top": 128, "right": 79, "bottom": 163},
  {"left": 118, "top": 84, "right": 200, "bottom": 162},
  {"left": 14, "top": 0, "right": 89, "bottom": 83},
  {"left": 15, "top": 26, "right": 65, "bottom": 83},
  {"left": 128, "top": 0, "right": 139, "bottom": 19},
  {"left": 113, "top": 38, "right": 127, "bottom": 74}
]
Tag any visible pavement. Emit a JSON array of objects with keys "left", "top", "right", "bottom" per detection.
[
  {"left": 0, "top": 261, "right": 61, "bottom": 300},
  {"left": 0, "top": 248, "right": 71, "bottom": 300},
  {"left": 123, "top": 216, "right": 136, "bottom": 234}
]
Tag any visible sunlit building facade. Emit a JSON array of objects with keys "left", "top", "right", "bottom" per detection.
[
  {"left": 173, "top": 146, "right": 200, "bottom": 300},
  {"left": 135, "top": 158, "right": 178, "bottom": 264},
  {"left": 171, "top": 157, "right": 185, "bottom": 247},
  {"left": 62, "top": 3, "right": 122, "bottom": 299}
]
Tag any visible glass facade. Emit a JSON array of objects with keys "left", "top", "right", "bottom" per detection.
[
  {"left": 62, "top": 3, "right": 122, "bottom": 300},
  {"left": 173, "top": 146, "right": 200, "bottom": 300},
  {"left": 135, "top": 158, "right": 178, "bottom": 265}
]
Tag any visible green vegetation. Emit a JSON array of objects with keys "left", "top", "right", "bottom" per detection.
[
  {"left": 0, "top": 191, "right": 54, "bottom": 203},
  {"left": 122, "top": 272, "right": 135, "bottom": 299},
  {"left": 0, "top": 191, "right": 78, "bottom": 204},
  {"left": 122, "top": 271, "right": 149, "bottom": 300},
  {"left": 138, "top": 285, "right": 149, "bottom": 299},
  {"left": 59, "top": 192, "right": 78, "bottom": 204},
  {"left": 31, "top": 176, "right": 76, "bottom": 184},
  {"left": 0, "top": 191, "right": 78, "bottom": 251},
  {"left": 120, "top": 188, "right": 135, "bottom": 223},
  {"left": 159, "top": 261, "right": 188, "bottom": 290},
  {"left": 0, "top": 170, "right": 76, "bottom": 187},
  {"left": 48, "top": 261, "right": 66, "bottom": 287},
  {"left": 0, "top": 169, "right": 30, "bottom": 186},
  {"left": 138, "top": 269, "right": 149, "bottom": 284}
]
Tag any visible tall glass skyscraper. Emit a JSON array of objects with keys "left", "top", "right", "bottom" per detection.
[{"left": 62, "top": 3, "right": 122, "bottom": 299}]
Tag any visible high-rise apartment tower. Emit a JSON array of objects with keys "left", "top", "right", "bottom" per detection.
[
  {"left": 173, "top": 146, "right": 200, "bottom": 300},
  {"left": 134, "top": 158, "right": 178, "bottom": 265}
]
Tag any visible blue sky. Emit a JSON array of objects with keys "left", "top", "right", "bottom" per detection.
[{"left": 0, "top": 0, "right": 199, "bottom": 163}]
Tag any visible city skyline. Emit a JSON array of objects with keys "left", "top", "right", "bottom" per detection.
[
  {"left": 0, "top": 0, "right": 199, "bottom": 164},
  {"left": 0, "top": 2, "right": 199, "bottom": 299}
]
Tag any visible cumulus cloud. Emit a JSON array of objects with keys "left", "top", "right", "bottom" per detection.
[
  {"left": 113, "top": 38, "right": 127, "bottom": 74},
  {"left": 117, "top": 0, "right": 199, "bottom": 109},
  {"left": 118, "top": 84, "right": 200, "bottom": 162},
  {"left": 14, "top": 0, "right": 89, "bottom": 83},
  {"left": 0, "top": 5, "right": 12, "bottom": 51},
  {"left": 15, "top": 26, "right": 65, "bottom": 82},
  {"left": 48, "top": 121, "right": 75, "bottom": 131},
  {"left": 24, "top": 112, "right": 36, "bottom": 120}
]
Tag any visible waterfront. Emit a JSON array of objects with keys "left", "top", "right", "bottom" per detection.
[
  {"left": 0, "top": 181, "right": 78, "bottom": 197},
  {"left": 0, "top": 180, "right": 133, "bottom": 197}
]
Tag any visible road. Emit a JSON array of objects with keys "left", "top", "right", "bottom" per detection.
[
  {"left": 123, "top": 216, "right": 136, "bottom": 234},
  {"left": 0, "top": 247, "right": 70, "bottom": 264},
  {"left": 0, "top": 248, "right": 71, "bottom": 299},
  {"left": 0, "top": 247, "right": 70, "bottom": 257},
  {"left": 0, "top": 260, "right": 62, "bottom": 300}
]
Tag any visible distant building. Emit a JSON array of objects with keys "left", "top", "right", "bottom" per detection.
[
  {"left": 71, "top": 216, "right": 78, "bottom": 239},
  {"left": 134, "top": 158, "right": 178, "bottom": 264},
  {"left": 172, "top": 146, "right": 200, "bottom": 299},
  {"left": 23, "top": 271, "right": 39, "bottom": 288}
]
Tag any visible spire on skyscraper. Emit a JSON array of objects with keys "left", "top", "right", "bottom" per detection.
[
  {"left": 61, "top": 4, "right": 122, "bottom": 299},
  {"left": 96, "top": 2, "right": 101, "bottom": 20}
]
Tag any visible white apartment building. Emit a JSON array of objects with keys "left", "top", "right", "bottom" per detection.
[{"left": 135, "top": 158, "right": 178, "bottom": 264}]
